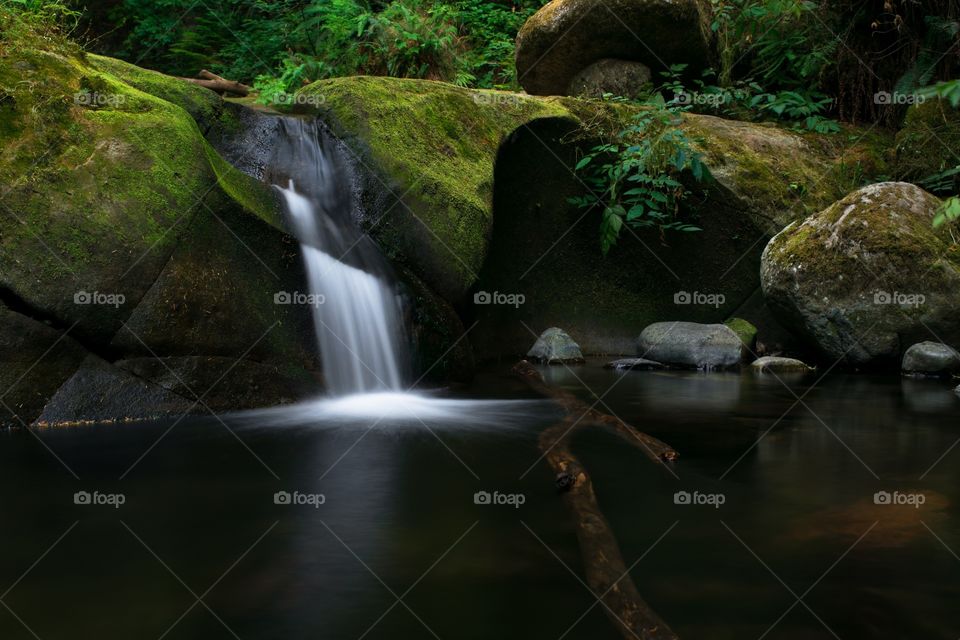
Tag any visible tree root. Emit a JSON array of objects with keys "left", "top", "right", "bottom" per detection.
[{"left": 513, "top": 360, "right": 680, "bottom": 640}]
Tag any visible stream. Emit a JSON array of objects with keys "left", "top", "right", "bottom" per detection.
[{"left": 2, "top": 363, "right": 958, "bottom": 639}]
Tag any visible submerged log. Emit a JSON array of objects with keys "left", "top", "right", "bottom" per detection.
[
  {"left": 179, "top": 70, "right": 251, "bottom": 97},
  {"left": 512, "top": 360, "right": 677, "bottom": 463},
  {"left": 513, "top": 360, "right": 680, "bottom": 640}
]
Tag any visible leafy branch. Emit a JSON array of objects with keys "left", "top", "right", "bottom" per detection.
[{"left": 570, "top": 96, "right": 707, "bottom": 256}]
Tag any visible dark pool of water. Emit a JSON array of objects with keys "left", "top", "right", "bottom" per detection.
[{"left": 1, "top": 362, "right": 958, "bottom": 639}]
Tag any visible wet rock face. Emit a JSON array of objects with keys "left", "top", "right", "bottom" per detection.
[
  {"left": 527, "top": 327, "right": 585, "bottom": 364},
  {"left": 515, "top": 0, "right": 711, "bottom": 96},
  {"left": 902, "top": 342, "right": 960, "bottom": 377},
  {"left": 761, "top": 182, "right": 960, "bottom": 367},
  {"left": 637, "top": 322, "right": 743, "bottom": 370}
]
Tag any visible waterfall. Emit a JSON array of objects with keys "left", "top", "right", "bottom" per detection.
[{"left": 268, "top": 118, "right": 407, "bottom": 395}]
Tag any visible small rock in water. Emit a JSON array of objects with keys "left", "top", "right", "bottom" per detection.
[
  {"left": 604, "top": 358, "right": 665, "bottom": 371},
  {"left": 637, "top": 322, "right": 742, "bottom": 370},
  {"left": 751, "top": 356, "right": 814, "bottom": 374},
  {"left": 527, "top": 327, "right": 585, "bottom": 364},
  {"left": 902, "top": 342, "right": 960, "bottom": 377}
]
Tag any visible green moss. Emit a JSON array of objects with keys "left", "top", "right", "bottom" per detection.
[
  {"left": 0, "top": 22, "right": 285, "bottom": 343},
  {"left": 204, "top": 142, "right": 284, "bottom": 227},
  {"left": 683, "top": 115, "right": 845, "bottom": 228},
  {"left": 725, "top": 317, "right": 758, "bottom": 350},
  {"left": 87, "top": 54, "right": 223, "bottom": 128},
  {"left": 768, "top": 183, "right": 958, "bottom": 286}
]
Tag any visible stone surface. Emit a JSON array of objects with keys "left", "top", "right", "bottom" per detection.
[
  {"left": 604, "top": 358, "right": 665, "bottom": 370},
  {"left": 35, "top": 355, "right": 196, "bottom": 426},
  {"left": 515, "top": 0, "right": 711, "bottom": 96},
  {"left": 761, "top": 182, "right": 960, "bottom": 367},
  {"left": 567, "top": 58, "right": 651, "bottom": 99},
  {"left": 901, "top": 342, "right": 960, "bottom": 376},
  {"left": 0, "top": 306, "right": 88, "bottom": 428},
  {"left": 750, "top": 356, "right": 814, "bottom": 373},
  {"left": 527, "top": 327, "right": 585, "bottom": 364},
  {"left": 637, "top": 322, "right": 743, "bottom": 369}
]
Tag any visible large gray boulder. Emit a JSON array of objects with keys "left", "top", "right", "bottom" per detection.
[
  {"left": 515, "top": 0, "right": 712, "bottom": 96},
  {"left": 527, "top": 327, "right": 585, "bottom": 364},
  {"left": 637, "top": 322, "right": 742, "bottom": 369},
  {"left": 902, "top": 342, "right": 960, "bottom": 377},
  {"left": 761, "top": 182, "right": 960, "bottom": 367}
]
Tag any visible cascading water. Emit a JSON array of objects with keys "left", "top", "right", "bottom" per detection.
[
  {"left": 233, "top": 116, "right": 549, "bottom": 427},
  {"left": 267, "top": 118, "right": 407, "bottom": 395}
]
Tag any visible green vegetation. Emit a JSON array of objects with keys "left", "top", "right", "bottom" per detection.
[
  {"left": 4, "top": 0, "right": 958, "bottom": 247},
  {"left": 570, "top": 93, "right": 707, "bottom": 255},
  {"left": 69, "top": 0, "right": 546, "bottom": 93}
]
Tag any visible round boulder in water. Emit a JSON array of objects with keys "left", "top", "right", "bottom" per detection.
[
  {"left": 902, "top": 342, "right": 960, "bottom": 377},
  {"left": 515, "top": 0, "right": 711, "bottom": 96},
  {"left": 761, "top": 182, "right": 960, "bottom": 366},
  {"left": 637, "top": 322, "right": 742, "bottom": 370},
  {"left": 750, "top": 356, "right": 814, "bottom": 374},
  {"left": 527, "top": 328, "right": 585, "bottom": 364}
]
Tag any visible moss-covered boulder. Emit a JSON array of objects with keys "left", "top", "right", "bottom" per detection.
[
  {"left": 684, "top": 115, "right": 852, "bottom": 230},
  {"left": 299, "top": 76, "right": 574, "bottom": 303},
  {"left": 515, "top": 0, "right": 712, "bottom": 96},
  {"left": 725, "top": 317, "right": 758, "bottom": 353},
  {"left": 761, "top": 182, "right": 960, "bottom": 367},
  {"left": 0, "top": 21, "right": 319, "bottom": 426}
]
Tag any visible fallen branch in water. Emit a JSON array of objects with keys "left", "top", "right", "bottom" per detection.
[
  {"left": 512, "top": 360, "right": 677, "bottom": 464},
  {"left": 178, "top": 70, "right": 251, "bottom": 97},
  {"left": 513, "top": 360, "right": 680, "bottom": 640}
]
